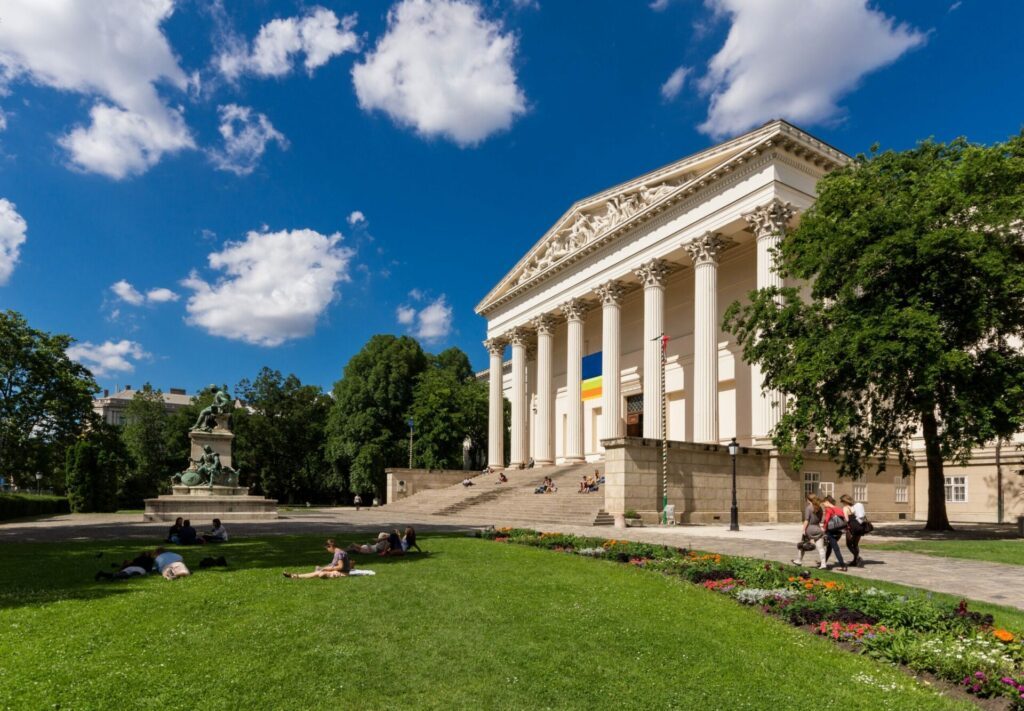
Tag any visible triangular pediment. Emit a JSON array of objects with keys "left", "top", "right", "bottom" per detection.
[{"left": 476, "top": 120, "right": 848, "bottom": 315}]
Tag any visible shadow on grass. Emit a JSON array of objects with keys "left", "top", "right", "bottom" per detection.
[
  {"left": 870, "top": 522, "right": 1021, "bottom": 541},
  {"left": 0, "top": 533, "right": 455, "bottom": 611}
]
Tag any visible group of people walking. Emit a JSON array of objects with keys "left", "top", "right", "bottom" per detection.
[{"left": 793, "top": 493, "right": 871, "bottom": 571}]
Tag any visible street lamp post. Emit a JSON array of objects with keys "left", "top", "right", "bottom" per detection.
[
  {"left": 727, "top": 437, "right": 739, "bottom": 532},
  {"left": 407, "top": 419, "right": 415, "bottom": 469},
  {"left": 35, "top": 472, "right": 43, "bottom": 495}
]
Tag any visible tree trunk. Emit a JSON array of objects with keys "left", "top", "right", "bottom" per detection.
[{"left": 921, "top": 409, "right": 953, "bottom": 531}]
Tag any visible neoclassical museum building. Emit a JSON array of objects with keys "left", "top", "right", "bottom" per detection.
[{"left": 476, "top": 120, "right": 1022, "bottom": 526}]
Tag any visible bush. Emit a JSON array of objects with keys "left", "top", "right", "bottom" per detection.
[
  {"left": 65, "top": 440, "right": 118, "bottom": 513},
  {"left": 0, "top": 493, "right": 70, "bottom": 521}
]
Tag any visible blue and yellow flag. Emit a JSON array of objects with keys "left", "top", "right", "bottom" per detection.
[{"left": 581, "top": 352, "right": 602, "bottom": 401}]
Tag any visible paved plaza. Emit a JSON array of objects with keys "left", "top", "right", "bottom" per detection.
[{"left": 3, "top": 510, "right": 1020, "bottom": 610}]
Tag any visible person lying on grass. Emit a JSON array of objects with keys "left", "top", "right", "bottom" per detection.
[
  {"left": 283, "top": 539, "right": 352, "bottom": 579},
  {"left": 347, "top": 532, "right": 390, "bottom": 555},
  {"left": 94, "top": 550, "right": 155, "bottom": 581}
]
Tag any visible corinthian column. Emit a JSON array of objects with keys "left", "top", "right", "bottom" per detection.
[
  {"left": 484, "top": 339, "right": 506, "bottom": 468},
  {"left": 508, "top": 328, "right": 529, "bottom": 469},
  {"left": 562, "top": 299, "right": 586, "bottom": 463},
  {"left": 595, "top": 281, "right": 625, "bottom": 441},
  {"left": 532, "top": 315, "right": 554, "bottom": 466},
  {"left": 635, "top": 259, "right": 670, "bottom": 439},
  {"left": 744, "top": 199, "right": 795, "bottom": 441},
  {"left": 686, "top": 232, "right": 731, "bottom": 443}
]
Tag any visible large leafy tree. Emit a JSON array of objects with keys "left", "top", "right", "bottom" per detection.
[
  {"left": 725, "top": 135, "right": 1024, "bottom": 530},
  {"left": 65, "top": 425, "right": 123, "bottom": 513},
  {"left": 234, "top": 368, "right": 333, "bottom": 503},
  {"left": 326, "top": 335, "right": 427, "bottom": 496},
  {"left": 120, "top": 384, "right": 171, "bottom": 506},
  {"left": 409, "top": 348, "right": 489, "bottom": 470},
  {"left": 0, "top": 310, "right": 97, "bottom": 488}
]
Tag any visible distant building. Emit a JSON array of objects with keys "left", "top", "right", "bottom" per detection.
[{"left": 92, "top": 385, "right": 192, "bottom": 426}]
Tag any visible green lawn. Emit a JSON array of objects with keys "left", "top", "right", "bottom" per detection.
[
  {"left": 863, "top": 538, "right": 1024, "bottom": 567},
  {"left": 0, "top": 536, "right": 973, "bottom": 711}
]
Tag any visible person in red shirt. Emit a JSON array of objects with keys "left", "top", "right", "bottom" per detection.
[{"left": 821, "top": 496, "right": 849, "bottom": 571}]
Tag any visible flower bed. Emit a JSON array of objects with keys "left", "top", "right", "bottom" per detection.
[{"left": 482, "top": 527, "right": 1024, "bottom": 708}]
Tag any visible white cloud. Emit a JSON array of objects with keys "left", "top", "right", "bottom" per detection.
[
  {"left": 414, "top": 296, "right": 453, "bottom": 341},
  {"left": 0, "top": 0, "right": 195, "bottom": 178},
  {"left": 66, "top": 339, "right": 147, "bottom": 377},
  {"left": 0, "top": 199, "right": 27, "bottom": 286},
  {"left": 396, "top": 305, "right": 416, "bottom": 325},
  {"left": 218, "top": 7, "right": 360, "bottom": 81},
  {"left": 146, "top": 287, "right": 179, "bottom": 303},
  {"left": 347, "top": 210, "right": 366, "bottom": 226},
  {"left": 660, "top": 66, "right": 690, "bottom": 101},
  {"left": 697, "top": 0, "right": 926, "bottom": 138},
  {"left": 649, "top": 0, "right": 673, "bottom": 10},
  {"left": 352, "top": 0, "right": 527, "bottom": 146},
  {"left": 183, "top": 228, "right": 353, "bottom": 346},
  {"left": 0, "top": 109, "right": 7, "bottom": 132},
  {"left": 408, "top": 288, "right": 424, "bottom": 301},
  {"left": 111, "top": 279, "right": 145, "bottom": 306},
  {"left": 210, "top": 104, "right": 288, "bottom": 176}
]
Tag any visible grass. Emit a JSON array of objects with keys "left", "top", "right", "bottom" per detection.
[
  {"left": 863, "top": 539, "right": 1024, "bottom": 567},
  {"left": 0, "top": 536, "right": 974, "bottom": 711}
]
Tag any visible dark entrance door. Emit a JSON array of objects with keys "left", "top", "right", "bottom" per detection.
[{"left": 625, "top": 394, "right": 644, "bottom": 437}]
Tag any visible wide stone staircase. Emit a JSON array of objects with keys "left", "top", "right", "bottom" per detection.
[{"left": 383, "top": 463, "right": 612, "bottom": 526}]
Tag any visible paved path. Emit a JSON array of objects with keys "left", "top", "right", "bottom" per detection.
[{"left": 2, "top": 510, "right": 1021, "bottom": 610}]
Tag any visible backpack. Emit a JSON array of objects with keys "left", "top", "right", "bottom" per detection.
[{"left": 825, "top": 508, "right": 847, "bottom": 532}]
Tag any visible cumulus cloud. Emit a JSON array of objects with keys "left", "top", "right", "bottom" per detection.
[
  {"left": 397, "top": 294, "right": 452, "bottom": 341},
  {"left": 649, "top": 0, "right": 673, "bottom": 10},
  {"left": 146, "top": 287, "right": 179, "bottom": 303},
  {"left": 0, "top": 0, "right": 195, "bottom": 178},
  {"left": 352, "top": 0, "right": 527, "bottom": 146},
  {"left": 0, "top": 199, "right": 27, "bottom": 286},
  {"left": 66, "top": 339, "right": 147, "bottom": 377},
  {"left": 210, "top": 104, "right": 288, "bottom": 176},
  {"left": 660, "top": 66, "right": 689, "bottom": 101},
  {"left": 347, "top": 210, "right": 366, "bottom": 226},
  {"left": 111, "top": 279, "right": 179, "bottom": 306},
  {"left": 218, "top": 7, "right": 360, "bottom": 80},
  {"left": 183, "top": 228, "right": 353, "bottom": 346},
  {"left": 696, "top": 0, "right": 926, "bottom": 138}
]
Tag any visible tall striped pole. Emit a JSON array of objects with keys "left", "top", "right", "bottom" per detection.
[{"left": 660, "top": 333, "right": 669, "bottom": 524}]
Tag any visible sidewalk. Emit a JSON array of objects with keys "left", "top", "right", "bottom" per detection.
[{"left": 2, "top": 510, "right": 1021, "bottom": 610}]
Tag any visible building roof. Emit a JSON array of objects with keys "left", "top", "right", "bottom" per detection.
[{"left": 94, "top": 387, "right": 192, "bottom": 407}]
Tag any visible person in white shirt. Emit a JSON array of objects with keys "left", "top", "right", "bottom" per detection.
[
  {"left": 840, "top": 494, "right": 868, "bottom": 567},
  {"left": 203, "top": 518, "right": 229, "bottom": 543}
]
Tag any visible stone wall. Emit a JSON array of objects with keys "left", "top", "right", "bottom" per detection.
[
  {"left": 603, "top": 438, "right": 914, "bottom": 526},
  {"left": 385, "top": 469, "right": 468, "bottom": 503}
]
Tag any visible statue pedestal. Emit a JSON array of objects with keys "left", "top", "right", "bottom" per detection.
[
  {"left": 190, "top": 427, "right": 234, "bottom": 470},
  {"left": 143, "top": 486, "right": 278, "bottom": 522}
]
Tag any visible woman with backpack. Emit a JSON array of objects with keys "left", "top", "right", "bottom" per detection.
[
  {"left": 792, "top": 493, "right": 828, "bottom": 569},
  {"left": 821, "top": 495, "right": 849, "bottom": 571},
  {"left": 841, "top": 494, "right": 869, "bottom": 567}
]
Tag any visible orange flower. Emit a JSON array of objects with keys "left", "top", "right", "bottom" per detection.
[
  {"left": 994, "top": 629, "right": 1016, "bottom": 643},
  {"left": 804, "top": 582, "right": 814, "bottom": 590}
]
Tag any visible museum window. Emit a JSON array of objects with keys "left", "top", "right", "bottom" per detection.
[
  {"left": 803, "top": 472, "right": 820, "bottom": 497},
  {"left": 818, "top": 481, "right": 835, "bottom": 499},
  {"left": 853, "top": 483, "right": 867, "bottom": 502},
  {"left": 895, "top": 485, "right": 908, "bottom": 504},
  {"left": 944, "top": 475, "right": 967, "bottom": 503}
]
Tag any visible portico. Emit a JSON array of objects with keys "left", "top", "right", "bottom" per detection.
[{"left": 477, "top": 121, "right": 845, "bottom": 469}]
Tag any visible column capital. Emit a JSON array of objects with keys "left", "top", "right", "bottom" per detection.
[
  {"left": 685, "top": 231, "right": 732, "bottom": 266},
  {"left": 561, "top": 297, "right": 587, "bottom": 322},
  {"left": 634, "top": 258, "right": 670, "bottom": 289},
  {"left": 532, "top": 314, "right": 555, "bottom": 336},
  {"left": 506, "top": 327, "right": 529, "bottom": 347},
  {"left": 595, "top": 280, "right": 626, "bottom": 306},
  {"left": 483, "top": 338, "right": 505, "bottom": 356},
  {"left": 744, "top": 199, "right": 796, "bottom": 241}
]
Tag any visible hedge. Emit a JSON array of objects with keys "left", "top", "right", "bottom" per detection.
[{"left": 0, "top": 493, "right": 70, "bottom": 521}]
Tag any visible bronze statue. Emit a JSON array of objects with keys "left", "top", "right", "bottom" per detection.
[
  {"left": 171, "top": 444, "right": 239, "bottom": 489},
  {"left": 191, "top": 385, "right": 233, "bottom": 432}
]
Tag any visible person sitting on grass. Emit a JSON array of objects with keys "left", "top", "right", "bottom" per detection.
[
  {"left": 166, "top": 517, "right": 183, "bottom": 544},
  {"left": 384, "top": 529, "right": 404, "bottom": 556},
  {"left": 95, "top": 550, "right": 155, "bottom": 581},
  {"left": 402, "top": 527, "right": 422, "bottom": 553},
  {"left": 202, "top": 518, "right": 229, "bottom": 543},
  {"left": 178, "top": 520, "right": 200, "bottom": 545},
  {"left": 153, "top": 547, "right": 191, "bottom": 580},
  {"left": 347, "top": 532, "right": 390, "bottom": 555},
  {"left": 283, "top": 539, "right": 351, "bottom": 579}
]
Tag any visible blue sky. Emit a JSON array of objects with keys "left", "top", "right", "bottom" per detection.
[{"left": 0, "top": 0, "right": 1021, "bottom": 395}]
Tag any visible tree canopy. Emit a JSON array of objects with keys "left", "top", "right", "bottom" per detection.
[
  {"left": 0, "top": 310, "right": 97, "bottom": 488},
  {"left": 120, "top": 384, "right": 171, "bottom": 506},
  {"left": 724, "top": 134, "right": 1024, "bottom": 530}
]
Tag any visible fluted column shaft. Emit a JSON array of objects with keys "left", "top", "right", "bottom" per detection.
[
  {"left": 485, "top": 340, "right": 506, "bottom": 468},
  {"left": 596, "top": 282, "right": 625, "bottom": 441},
  {"left": 562, "top": 299, "right": 585, "bottom": 463},
  {"left": 533, "top": 316, "right": 554, "bottom": 466},
  {"left": 687, "top": 233, "right": 730, "bottom": 443},
  {"left": 745, "top": 200, "right": 794, "bottom": 440},
  {"left": 636, "top": 260, "right": 669, "bottom": 439},
  {"left": 508, "top": 329, "right": 528, "bottom": 468}
]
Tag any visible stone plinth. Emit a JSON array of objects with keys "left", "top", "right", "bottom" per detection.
[
  {"left": 190, "top": 427, "right": 234, "bottom": 469},
  {"left": 144, "top": 486, "right": 278, "bottom": 522}
]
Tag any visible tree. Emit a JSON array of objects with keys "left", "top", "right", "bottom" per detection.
[
  {"left": 65, "top": 429, "right": 121, "bottom": 513},
  {"left": 326, "top": 335, "right": 427, "bottom": 496},
  {"left": 234, "top": 368, "right": 333, "bottom": 503},
  {"left": 724, "top": 135, "right": 1024, "bottom": 531},
  {"left": 120, "top": 384, "right": 171, "bottom": 506},
  {"left": 409, "top": 348, "right": 489, "bottom": 470},
  {"left": 0, "top": 310, "right": 97, "bottom": 488}
]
